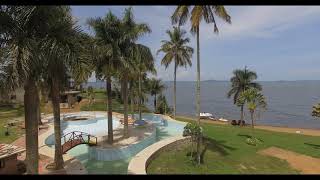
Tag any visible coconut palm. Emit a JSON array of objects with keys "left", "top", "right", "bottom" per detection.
[
  {"left": 312, "top": 103, "right": 320, "bottom": 118},
  {"left": 0, "top": 6, "right": 69, "bottom": 174},
  {"left": 134, "top": 44, "right": 156, "bottom": 121},
  {"left": 171, "top": 6, "right": 231, "bottom": 164},
  {"left": 237, "top": 88, "right": 267, "bottom": 129},
  {"left": 148, "top": 78, "right": 166, "bottom": 112},
  {"left": 119, "top": 7, "right": 151, "bottom": 138},
  {"left": 88, "top": 11, "right": 125, "bottom": 144},
  {"left": 157, "top": 26, "right": 193, "bottom": 120},
  {"left": 41, "top": 7, "right": 89, "bottom": 169},
  {"left": 227, "top": 66, "right": 262, "bottom": 124}
]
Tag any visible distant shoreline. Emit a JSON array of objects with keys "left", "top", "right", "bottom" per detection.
[{"left": 176, "top": 115, "right": 320, "bottom": 137}]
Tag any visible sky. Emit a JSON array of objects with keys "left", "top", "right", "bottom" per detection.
[{"left": 71, "top": 6, "right": 320, "bottom": 82}]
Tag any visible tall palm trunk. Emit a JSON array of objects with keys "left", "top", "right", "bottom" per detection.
[
  {"left": 24, "top": 78, "right": 39, "bottom": 174},
  {"left": 240, "top": 105, "right": 244, "bottom": 126},
  {"left": 106, "top": 77, "right": 113, "bottom": 144},
  {"left": 38, "top": 102, "right": 42, "bottom": 125},
  {"left": 153, "top": 93, "right": 157, "bottom": 112},
  {"left": 195, "top": 25, "right": 201, "bottom": 165},
  {"left": 138, "top": 69, "right": 142, "bottom": 121},
  {"left": 129, "top": 81, "right": 135, "bottom": 119},
  {"left": 131, "top": 98, "right": 135, "bottom": 119},
  {"left": 37, "top": 87, "right": 42, "bottom": 125},
  {"left": 250, "top": 110, "right": 254, "bottom": 129},
  {"left": 123, "top": 74, "right": 129, "bottom": 138},
  {"left": 51, "top": 78, "right": 64, "bottom": 170},
  {"left": 173, "top": 61, "right": 177, "bottom": 120}
]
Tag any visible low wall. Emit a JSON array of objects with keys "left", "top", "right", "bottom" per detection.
[{"left": 127, "top": 135, "right": 190, "bottom": 174}]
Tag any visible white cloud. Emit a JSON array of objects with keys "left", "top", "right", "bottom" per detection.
[{"left": 201, "top": 6, "right": 320, "bottom": 40}]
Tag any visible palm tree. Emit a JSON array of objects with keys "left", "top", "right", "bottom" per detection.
[
  {"left": 157, "top": 26, "right": 193, "bottom": 120},
  {"left": 171, "top": 6, "right": 231, "bottom": 164},
  {"left": 88, "top": 11, "right": 124, "bottom": 144},
  {"left": 0, "top": 6, "right": 68, "bottom": 174},
  {"left": 134, "top": 44, "right": 156, "bottom": 121},
  {"left": 41, "top": 7, "right": 88, "bottom": 170},
  {"left": 227, "top": 66, "right": 262, "bottom": 124},
  {"left": 119, "top": 7, "right": 151, "bottom": 138},
  {"left": 148, "top": 78, "right": 166, "bottom": 112},
  {"left": 237, "top": 88, "right": 267, "bottom": 129},
  {"left": 312, "top": 103, "right": 320, "bottom": 118}
]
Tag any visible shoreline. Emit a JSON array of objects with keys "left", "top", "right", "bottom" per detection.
[{"left": 176, "top": 115, "right": 320, "bottom": 137}]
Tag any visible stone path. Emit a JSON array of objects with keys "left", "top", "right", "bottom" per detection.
[{"left": 258, "top": 147, "right": 320, "bottom": 174}]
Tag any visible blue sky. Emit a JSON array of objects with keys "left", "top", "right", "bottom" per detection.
[{"left": 71, "top": 6, "right": 320, "bottom": 81}]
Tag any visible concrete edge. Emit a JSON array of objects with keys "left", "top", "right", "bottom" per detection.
[{"left": 127, "top": 135, "right": 190, "bottom": 174}]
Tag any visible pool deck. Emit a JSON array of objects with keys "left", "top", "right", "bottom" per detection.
[{"left": 96, "top": 123, "right": 155, "bottom": 148}]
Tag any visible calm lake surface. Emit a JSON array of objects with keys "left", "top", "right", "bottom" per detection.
[{"left": 84, "top": 81, "right": 320, "bottom": 130}]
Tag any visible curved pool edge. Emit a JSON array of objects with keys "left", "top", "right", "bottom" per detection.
[{"left": 127, "top": 135, "right": 190, "bottom": 174}]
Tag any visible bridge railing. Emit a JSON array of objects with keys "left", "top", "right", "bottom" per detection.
[{"left": 61, "top": 131, "right": 98, "bottom": 153}]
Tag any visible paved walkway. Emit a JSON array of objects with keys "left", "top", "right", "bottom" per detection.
[{"left": 258, "top": 147, "right": 320, "bottom": 174}]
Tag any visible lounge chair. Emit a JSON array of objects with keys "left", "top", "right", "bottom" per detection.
[{"left": 119, "top": 118, "right": 135, "bottom": 125}]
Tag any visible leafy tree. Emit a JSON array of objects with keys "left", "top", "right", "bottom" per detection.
[
  {"left": 157, "top": 26, "right": 193, "bottom": 120},
  {"left": 238, "top": 88, "right": 267, "bottom": 146},
  {"left": 148, "top": 78, "right": 166, "bottom": 112},
  {"left": 171, "top": 6, "right": 231, "bottom": 164}
]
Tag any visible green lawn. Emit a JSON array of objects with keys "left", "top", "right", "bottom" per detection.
[
  {"left": 0, "top": 104, "right": 25, "bottom": 143},
  {"left": 147, "top": 117, "right": 320, "bottom": 174}
]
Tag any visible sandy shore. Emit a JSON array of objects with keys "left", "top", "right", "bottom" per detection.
[{"left": 177, "top": 116, "right": 320, "bottom": 137}]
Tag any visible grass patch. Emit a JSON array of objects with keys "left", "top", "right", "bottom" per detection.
[
  {"left": 147, "top": 116, "right": 320, "bottom": 174},
  {"left": 0, "top": 104, "right": 25, "bottom": 143}
]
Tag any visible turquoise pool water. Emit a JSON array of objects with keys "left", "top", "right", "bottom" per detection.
[
  {"left": 66, "top": 114, "right": 186, "bottom": 174},
  {"left": 45, "top": 117, "right": 120, "bottom": 146}
]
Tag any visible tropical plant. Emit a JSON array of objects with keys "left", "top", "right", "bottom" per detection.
[
  {"left": 238, "top": 88, "right": 267, "bottom": 145},
  {"left": 0, "top": 6, "right": 70, "bottom": 173},
  {"left": 133, "top": 44, "right": 156, "bottom": 121},
  {"left": 171, "top": 5, "right": 231, "bottom": 165},
  {"left": 148, "top": 78, "right": 166, "bottom": 112},
  {"left": 87, "top": 11, "right": 125, "bottom": 144},
  {"left": 157, "top": 26, "right": 193, "bottom": 120},
  {"left": 227, "top": 66, "right": 262, "bottom": 124},
  {"left": 237, "top": 88, "right": 267, "bottom": 129},
  {"left": 312, "top": 103, "right": 320, "bottom": 118},
  {"left": 156, "top": 94, "right": 172, "bottom": 115},
  {"left": 87, "top": 86, "right": 95, "bottom": 108},
  {"left": 118, "top": 7, "right": 151, "bottom": 138},
  {"left": 183, "top": 122, "right": 202, "bottom": 160}
]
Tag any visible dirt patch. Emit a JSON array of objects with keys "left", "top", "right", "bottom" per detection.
[{"left": 258, "top": 147, "right": 320, "bottom": 174}]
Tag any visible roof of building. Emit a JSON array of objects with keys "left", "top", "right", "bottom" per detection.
[{"left": 0, "top": 144, "right": 25, "bottom": 159}]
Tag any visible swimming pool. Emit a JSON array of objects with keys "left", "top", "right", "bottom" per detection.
[
  {"left": 66, "top": 113, "right": 186, "bottom": 174},
  {"left": 45, "top": 115, "right": 120, "bottom": 146}
]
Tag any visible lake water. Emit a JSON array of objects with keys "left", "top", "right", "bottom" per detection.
[{"left": 84, "top": 80, "right": 320, "bottom": 130}]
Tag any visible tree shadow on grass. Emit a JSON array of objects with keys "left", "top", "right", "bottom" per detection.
[
  {"left": 197, "top": 137, "right": 237, "bottom": 164},
  {"left": 304, "top": 142, "right": 320, "bottom": 149},
  {"left": 237, "top": 134, "right": 264, "bottom": 142}
]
